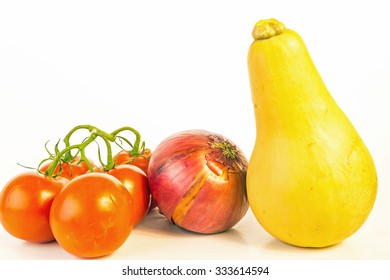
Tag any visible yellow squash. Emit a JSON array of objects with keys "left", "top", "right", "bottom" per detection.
[{"left": 247, "top": 18, "right": 377, "bottom": 247}]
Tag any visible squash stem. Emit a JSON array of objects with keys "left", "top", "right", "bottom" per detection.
[{"left": 252, "top": 18, "right": 285, "bottom": 40}]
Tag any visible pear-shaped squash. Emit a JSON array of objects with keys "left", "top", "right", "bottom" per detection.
[{"left": 247, "top": 18, "right": 377, "bottom": 247}]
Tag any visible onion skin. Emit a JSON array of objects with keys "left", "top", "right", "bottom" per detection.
[{"left": 148, "top": 130, "right": 249, "bottom": 234}]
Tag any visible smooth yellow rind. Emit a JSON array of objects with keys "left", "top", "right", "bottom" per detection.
[{"left": 247, "top": 19, "right": 377, "bottom": 248}]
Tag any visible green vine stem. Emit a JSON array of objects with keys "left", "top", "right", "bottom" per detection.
[
  {"left": 44, "top": 124, "right": 144, "bottom": 177},
  {"left": 111, "top": 126, "right": 141, "bottom": 155}
]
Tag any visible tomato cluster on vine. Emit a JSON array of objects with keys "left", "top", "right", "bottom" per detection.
[{"left": 0, "top": 124, "right": 152, "bottom": 258}]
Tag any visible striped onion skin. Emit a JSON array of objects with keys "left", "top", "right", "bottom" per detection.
[{"left": 148, "top": 129, "right": 248, "bottom": 234}]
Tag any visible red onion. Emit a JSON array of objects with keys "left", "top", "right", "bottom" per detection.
[{"left": 148, "top": 129, "right": 249, "bottom": 234}]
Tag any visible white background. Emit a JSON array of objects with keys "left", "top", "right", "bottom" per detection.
[{"left": 0, "top": 0, "right": 389, "bottom": 277}]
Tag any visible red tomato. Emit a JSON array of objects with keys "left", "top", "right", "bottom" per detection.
[
  {"left": 39, "top": 156, "right": 95, "bottom": 180},
  {"left": 0, "top": 172, "right": 68, "bottom": 243},
  {"left": 107, "top": 165, "right": 151, "bottom": 225},
  {"left": 50, "top": 173, "right": 135, "bottom": 258},
  {"left": 113, "top": 149, "right": 151, "bottom": 174}
]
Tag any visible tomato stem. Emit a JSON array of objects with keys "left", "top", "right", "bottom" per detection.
[
  {"left": 45, "top": 136, "right": 96, "bottom": 177},
  {"left": 110, "top": 126, "right": 141, "bottom": 156},
  {"left": 43, "top": 124, "right": 145, "bottom": 177}
]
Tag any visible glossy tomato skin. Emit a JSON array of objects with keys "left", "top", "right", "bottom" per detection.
[
  {"left": 0, "top": 172, "right": 68, "bottom": 243},
  {"left": 50, "top": 173, "right": 135, "bottom": 258},
  {"left": 39, "top": 156, "right": 95, "bottom": 180},
  {"left": 107, "top": 165, "right": 151, "bottom": 225},
  {"left": 113, "top": 149, "right": 151, "bottom": 174}
]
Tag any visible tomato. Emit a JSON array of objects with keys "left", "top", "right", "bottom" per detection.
[
  {"left": 113, "top": 149, "right": 151, "bottom": 174},
  {"left": 106, "top": 165, "right": 151, "bottom": 225},
  {"left": 50, "top": 173, "right": 135, "bottom": 258},
  {"left": 0, "top": 172, "right": 68, "bottom": 243},
  {"left": 39, "top": 156, "right": 95, "bottom": 180}
]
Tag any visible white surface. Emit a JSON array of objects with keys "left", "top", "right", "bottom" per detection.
[{"left": 0, "top": 0, "right": 389, "bottom": 262}]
